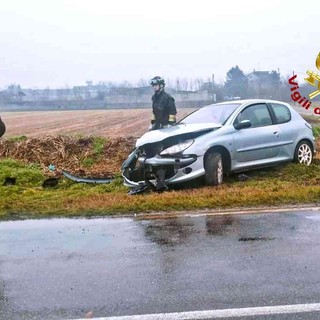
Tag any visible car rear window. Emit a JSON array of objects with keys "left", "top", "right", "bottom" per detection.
[{"left": 270, "top": 103, "right": 291, "bottom": 124}]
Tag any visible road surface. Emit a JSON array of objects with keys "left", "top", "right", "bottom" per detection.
[{"left": 1, "top": 210, "right": 320, "bottom": 319}]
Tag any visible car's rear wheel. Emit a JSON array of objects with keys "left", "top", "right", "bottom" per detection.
[
  {"left": 294, "top": 140, "right": 313, "bottom": 165},
  {"left": 204, "top": 152, "right": 223, "bottom": 186}
]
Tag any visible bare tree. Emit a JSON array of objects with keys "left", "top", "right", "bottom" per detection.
[
  {"left": 118, "top": 80, "right": 133, "bottom": 88},
  {"left": 193, "top": 78, "right": 204, "bottom": 91},
  {"left": 137, "top": 78, "right": 149, "bottom": 87}
]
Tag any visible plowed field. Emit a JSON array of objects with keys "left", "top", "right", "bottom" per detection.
[{"left": 1, "top": 109, "right": 195, "bottom": 138}]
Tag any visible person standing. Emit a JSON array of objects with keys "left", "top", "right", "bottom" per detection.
[{"left": 149, "top": 76, "right": 177, "bottom": 130}]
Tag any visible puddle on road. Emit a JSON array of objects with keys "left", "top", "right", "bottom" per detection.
[
  {"left": 140, "top": 214, "right": 279, "bottom": 247},
  {"left": 143, "top": 219, "right": 197, "bottom": 247},
  {"left": 238, "top": 237, "right": 276, "bottom": 242},
  {"left": 206, "top": 215, "right": 235, "bottom": 236},
  {"left": 1, "top": 211, "right": 312, "bottom": 255}
]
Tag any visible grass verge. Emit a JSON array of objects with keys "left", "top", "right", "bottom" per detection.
[{"left": 1, "top": 158, "right": 320, "bottom": 220}]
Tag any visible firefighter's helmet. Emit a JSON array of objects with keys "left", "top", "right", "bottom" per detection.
[{"left": 150, "top": 76, "right": 165, "bottom": 87}]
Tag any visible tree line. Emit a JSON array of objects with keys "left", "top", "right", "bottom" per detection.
[{"left": 1, "top": 65, "right": 319, "bottom": 103}]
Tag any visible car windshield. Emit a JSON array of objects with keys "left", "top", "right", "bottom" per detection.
[{"left": 180, "top": 103, "right": 241, "bottom": 125}]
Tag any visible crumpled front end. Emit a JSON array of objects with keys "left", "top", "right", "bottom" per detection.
[
  {"left": 121, "top": 130, "right": 213, "bottom": 192},
  {"left": 122, "top": 148, "right": 197, "bottom": 191}
]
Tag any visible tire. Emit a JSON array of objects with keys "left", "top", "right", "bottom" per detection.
[
  {"left": 294, "top": 140, "right": 313, "bottom": 165},
  {"left": 204, "top": 152, "right": 223, "bottom": 186}
]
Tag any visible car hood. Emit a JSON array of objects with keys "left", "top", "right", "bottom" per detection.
[{"left": 136, "top": 123, "right": 221, "bottom": 147}]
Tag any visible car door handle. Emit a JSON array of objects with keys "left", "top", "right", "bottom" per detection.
[{"left": 273, "top": 131, "right": 278, "bottom": 134}]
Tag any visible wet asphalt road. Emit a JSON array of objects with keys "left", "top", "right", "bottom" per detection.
[{"left": 1, "top": 210, "right": 320, "bottom": 320}]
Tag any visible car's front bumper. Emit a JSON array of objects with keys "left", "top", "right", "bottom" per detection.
[
  {"left": 122, "top": 154, "right": 205, "bottom": 188},
  {"left": 138, "top": 155, "right": 196, "bottom": 166}
]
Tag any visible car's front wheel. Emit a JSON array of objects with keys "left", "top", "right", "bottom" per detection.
[
  {"left": 204, "top": 152, "right": 223, "bottom": 186},
  {"left": 294, "top": 140, "right": 313, "bottom": 165}
]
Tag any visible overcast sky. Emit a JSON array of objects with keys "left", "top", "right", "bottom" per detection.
[{"left": 0, "top": 0, "right": 319, "bottom": 89}]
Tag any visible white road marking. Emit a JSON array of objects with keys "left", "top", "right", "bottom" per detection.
[
  {"left": 72, "top": 302, "right": 320, "bottom": 320},
  {"left": 134, "top": 205, "right": 320, "bottom": 220}
]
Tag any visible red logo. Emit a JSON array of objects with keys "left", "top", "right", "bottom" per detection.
[{"left": 288, "top": 52, "right": 320, "bottom": 115}]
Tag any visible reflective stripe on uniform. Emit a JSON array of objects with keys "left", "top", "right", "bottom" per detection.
[{"left": 169, "top": 114, "right": 176, "bottom": 122}]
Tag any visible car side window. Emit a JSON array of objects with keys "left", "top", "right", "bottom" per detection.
[
  {"left": 235, "top": 104, "right": 272, "bottom": 128},
  {"left": 270, "top": 103, "right": 291, "bottom": 124}
]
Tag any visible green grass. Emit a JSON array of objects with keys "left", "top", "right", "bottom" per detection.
[
  {"left": 313, "top": 126, "right": 320, "bottom": 138},
  {"left": 0, "top": 159, "right": 44, "bottom": 187},
  {"left": 6, "top": 135, "right": 28, "bottom": 142},
  {"left": 82, "top": 157, "right": 94, "bottom": 167},
  {"left": 92, "top": 137, "right": 108, "bottom": 156},
  {"left": 80, "top": 137, "right": 108, "bottom": 167},
  {"left": 1, "top": 158, "right": 320, "bottom": 220}
]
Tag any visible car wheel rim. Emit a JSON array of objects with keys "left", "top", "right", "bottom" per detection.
[
  {"left": 298, "top": 144, "right": 312, "bottom": 165},
  {"left": 217, "top": 156, "right": 223, "bottom": 184}
]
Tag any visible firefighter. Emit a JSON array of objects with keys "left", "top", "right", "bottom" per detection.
[{"left": 149, "top": 76, "right": 177, "bottom": 130}]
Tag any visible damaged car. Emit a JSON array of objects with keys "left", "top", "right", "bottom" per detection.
[{"left": 122, "top": 99, "right": 315, "bottom": 193}]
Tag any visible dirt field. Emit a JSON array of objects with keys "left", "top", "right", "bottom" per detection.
[
  {"left": 1, "top": 108, "right": 196, "bottom": 138},
  {"left": 2, "top": 104, "right": 320, "bottom": 139}
]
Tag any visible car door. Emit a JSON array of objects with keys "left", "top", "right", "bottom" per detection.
[{"left": 232, "top": 103, "right": 281, "bottom": 164}]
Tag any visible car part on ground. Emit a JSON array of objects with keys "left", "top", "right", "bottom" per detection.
[
  {"left": 3, "top": 177, "right": 16, "bottom": 186},
  {"left": 238, "top": 174, "right": 250, "bottom": 182},
  {"left": 42, "top": 177, "right": 60, "bottom": 188},
  {"left": 62, "top": 170, "right": 113, "bottom": 184}
]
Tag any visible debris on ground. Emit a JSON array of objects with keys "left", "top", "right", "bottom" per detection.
[
  {"left": 238, "top": 174, "right": 250, "bottom": 182},
  {"left": 42, "top": 177, "right": 60, "bottom": 188},
  {"left": 62, "top": 170, "right": 113, "bottom": 184},
  {"left": 0, "top": 136, "right": 136, "bottom": 178},
  {"left": 3, "top": 177, "right": 16, "bottom": 186}
]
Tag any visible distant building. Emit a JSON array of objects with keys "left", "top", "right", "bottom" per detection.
[
  {"left": 0, "top": 81, "right": 213, "bottom": 107},
  {"left": 247, "top": 70, "right": 280, "bottom": 90}
]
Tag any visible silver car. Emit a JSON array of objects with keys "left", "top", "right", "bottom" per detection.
[{"left": 122, "top": 99, "right": 315, "bottom": 191}]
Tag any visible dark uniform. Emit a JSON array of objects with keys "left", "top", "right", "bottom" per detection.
[
  {"left": 0, "top": 117, "right": 5, "bottom": 138},
  {"left": 151, "top": 90, "right": 177, "bottom": 130}
]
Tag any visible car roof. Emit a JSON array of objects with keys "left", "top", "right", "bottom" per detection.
[
  {"left": 211, "top": 99, "right": 303, "bottom": 122},
  {"left": 214, "top": 99, "right": 291, "bottom": 106}
]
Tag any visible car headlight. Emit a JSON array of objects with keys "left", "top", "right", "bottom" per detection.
[{"left": 160, "top": 139, "right": 194, "bottom": 156}]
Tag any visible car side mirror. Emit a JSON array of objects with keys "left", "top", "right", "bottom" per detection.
[{"left": 234, "top": 120, "right": 251, "bottom": 130}]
